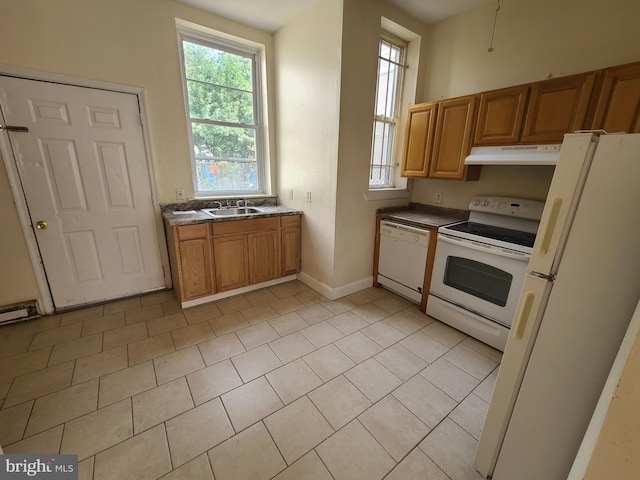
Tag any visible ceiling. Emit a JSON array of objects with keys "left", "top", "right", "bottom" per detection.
[{"left": 179, "top": 0, "right": 494, "bottom": 33}]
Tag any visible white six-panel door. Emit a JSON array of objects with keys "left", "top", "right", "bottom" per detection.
[{"left": 0, "top": 75, "right": 165, "bottom": 309}]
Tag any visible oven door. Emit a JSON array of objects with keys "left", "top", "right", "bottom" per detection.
[{"left": 430, "top": 233, "right": 529, "bottom": 327}]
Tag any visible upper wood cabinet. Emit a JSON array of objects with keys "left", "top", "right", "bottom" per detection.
[
  {"left": 521, "top": 72, "right": 597, "bottom": 143},
  {"left": 400, "top": 96, "right": 480, "bottom": 181},
  {"left": 474, "top": 85, "right": 529, "bottom": 145},
  {"left": 401, "top": 103, "right": 437, "bottom": 177},
  {"left": 591, "top": 62, "right": 640, "bottom": 133},
  {"left": 430, "top": 95, "right": 480, "bottom": 180}
]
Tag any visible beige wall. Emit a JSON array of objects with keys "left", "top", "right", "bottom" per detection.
[
  {"left": 275, "top": 0, "right": 430, "bottom": 290},
  {"left": 425, "top": 0, "right": 640, "bottom": 100},
  {"left": 412, "top": 0, "right": 640, "bottom": 210},
  {"left": 2, "top": 0, "right": 640, "bottom": 306},
  {"left": 274, "top": 0, "right": 343, "bottom": 286},
  {"left": 332, "top": 0, "right": 430, "bottom": 287},
  {"left": 0, "top": 0, "right": 274, "bottom": 309}
]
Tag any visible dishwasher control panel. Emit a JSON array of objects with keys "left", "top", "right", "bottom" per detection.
[{"left": 380, "top": 220, "right": 430, "bottom": 247}]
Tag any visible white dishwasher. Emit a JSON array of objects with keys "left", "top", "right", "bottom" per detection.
[{"left": 377, "top": 220, "right": 430, "bottom": 303}]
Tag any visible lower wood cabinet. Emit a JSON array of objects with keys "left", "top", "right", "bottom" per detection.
[
  {"left": 281, "top": 215, "right": 301, "bottom": 276},
  {"left": 166, "top": 223, "right": 213, "bottom": 301},
  {"left": 213, "top": 234, "right": 249, "bottom": 292},
  {"left": 166, "top": 214, "right": 301, "bottom": 303},
  {"left": 248, "top": 230, "right": 279, "bottom": 285}
]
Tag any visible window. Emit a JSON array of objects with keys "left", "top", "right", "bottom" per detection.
[
  {"left": 179, "top": 32, "right": 265, "bottom": 195},
  {"left": 369, "top": 34, "right": 407, "bottom": 188}
]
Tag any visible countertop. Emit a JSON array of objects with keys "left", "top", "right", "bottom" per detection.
[
  {"left": 161, "top": 202, "right": 302, "bottom": 227},
  {"left": 377, "top": 203, "right": 469, "bottom": 229}
]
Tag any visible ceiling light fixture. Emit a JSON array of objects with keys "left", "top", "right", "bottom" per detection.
[{"left": 487, "top": 0, "right": 501, "bottom": 53}]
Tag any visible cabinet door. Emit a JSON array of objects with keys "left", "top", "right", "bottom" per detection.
[
  {"left": 213, "top": 235, "right": 248, "bottom": 292},
  {"left": 474, "top": 85, "right": 529, "bottom": 145},
  {"left": 281, "top": 227, "right": 301, "bottom": 276},
  {"left": 591, "top": 62, "right": 640, "bottom": 133},
  {"left": 178, "top": 238, "right": 213, "bottom": 300},
  {"left": 401, "top": 103, "right": 437, "bottom": 177},
  {"left": 429, "top": 95, "right": 479, "bottom": 180},
  {"left": 248, "top": 231, "right": 278, "bottom": 284},
  {"left": 522, "top": 72, "right": 596, "bottom": 143}
]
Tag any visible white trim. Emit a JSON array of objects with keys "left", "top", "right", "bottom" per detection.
[
  {"left": 180, "top": 275, "right": 297, "bottom": 309},
  {"left": 364, "top": 188, "right": 410, "bottom": 201},
  {"left": 297, "top": 272, "right": 373, "bottom": 300},
  {"left": 0, "top": 65, "right": 170, "bottom": 313}
]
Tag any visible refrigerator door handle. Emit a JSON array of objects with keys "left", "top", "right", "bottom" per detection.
[
  {"left": 537, "top": 196, "right": 563, "bottom": 256},
  {"left": 514, "top": 291, "right": 535, "bottom": 340}
]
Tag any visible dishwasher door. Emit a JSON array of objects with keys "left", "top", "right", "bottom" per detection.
[{"left": 377, "top": 220, "right": 430, "bottom": 303}]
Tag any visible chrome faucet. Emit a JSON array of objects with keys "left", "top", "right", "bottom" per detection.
[
  {"left": 236, "top": 199, "right": 246, "bottom": 208},
  {"left": 213, "top": 201, "right": 223, "bottom": 209}
]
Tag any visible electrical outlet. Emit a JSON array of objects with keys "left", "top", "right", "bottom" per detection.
[
  {"left": 288, "top": 189, "right": 293, "bottom": 200},
  {"left": 176, "top": 188, "right": 185, "bottom": 201},
  {"left": 435, "top": 192, "right": 443, "bottom": 204},
  {"left": 306, "top": 192, "right": 311, "bottom": 203}
]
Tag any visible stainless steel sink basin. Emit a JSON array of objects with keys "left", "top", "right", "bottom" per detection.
[{"left": 201, "top": 207, "right": 263, "bottom": 217}]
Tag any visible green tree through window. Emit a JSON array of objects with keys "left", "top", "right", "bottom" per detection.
[{"left": 180, "top": 37, "right": 262, "bottom": 193}]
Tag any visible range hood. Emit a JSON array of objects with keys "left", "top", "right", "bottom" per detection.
[{"left": 465, "top": 144, "right": 561, "bottom": 166}]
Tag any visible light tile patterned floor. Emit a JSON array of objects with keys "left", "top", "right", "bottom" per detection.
[{"left": 0, "top": 281, "right": 500, "bottom": 480}]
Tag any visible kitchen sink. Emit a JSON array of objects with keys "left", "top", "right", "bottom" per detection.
[{"left": 201, "top": 207, "right": 263, "bottom": 217}]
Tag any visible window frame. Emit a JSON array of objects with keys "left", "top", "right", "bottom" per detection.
[
  {"left": 369, "top": 32, "right": 408, "bottom": 190},
  {"left": 177, "top": 28, "right": 267, "bottom": 197}
]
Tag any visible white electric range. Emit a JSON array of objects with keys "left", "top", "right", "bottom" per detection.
[{"left": 427, "top": 196, "right": 545, "bottom": 351}]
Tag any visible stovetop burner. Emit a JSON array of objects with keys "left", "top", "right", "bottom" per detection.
[{"left": 445, "top": 221, "right": 537, "bottom": 248}]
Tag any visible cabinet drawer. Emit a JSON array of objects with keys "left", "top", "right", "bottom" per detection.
[
  {"left": 280, "top": 215, "right": 301, "bottom": 228},
  {"left": 212, "top": 217, "right": 279, "bottom": 236},
  {"left": 176, "top": 223, "right": 209, "bottom": 241}
]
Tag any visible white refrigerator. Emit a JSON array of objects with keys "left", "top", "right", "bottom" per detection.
[{"left": 474, "top": 132, "right": 640, "bottom": 479}]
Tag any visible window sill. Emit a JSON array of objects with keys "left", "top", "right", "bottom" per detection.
[{"left": 364, "top": 188, "right": 410, "bottom": 201}]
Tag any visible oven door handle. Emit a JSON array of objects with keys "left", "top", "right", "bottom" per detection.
[{"left": 437, "top": 234, "right": 530, "bottom": 262}]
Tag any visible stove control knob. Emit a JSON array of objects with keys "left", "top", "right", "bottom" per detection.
[{"left": 481, "top": 199, "right": 489, "bottom": 206}]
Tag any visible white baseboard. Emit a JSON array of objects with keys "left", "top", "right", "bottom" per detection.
[
  {"left": 297, "top": 271, "right": 373, "bottom": 300},
  {"left": 181, "top": 275, "right": 297, "bottom": 309}
]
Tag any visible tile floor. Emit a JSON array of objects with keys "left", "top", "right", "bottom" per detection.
[{"left": 0, "top": 281, "right": 500, "bottom": 480}]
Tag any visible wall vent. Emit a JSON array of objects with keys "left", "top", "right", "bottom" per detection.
[{"left": 0, "top": 301, "right": 39, "bottom": 326}]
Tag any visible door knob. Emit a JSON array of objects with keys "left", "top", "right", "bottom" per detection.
[{"left": 36, "top": 221, "right": 48, "bottom": 230}]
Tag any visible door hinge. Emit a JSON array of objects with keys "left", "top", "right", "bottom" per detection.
[{"left": 0, "top": 125, "right": 29, "bottom": 133}]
